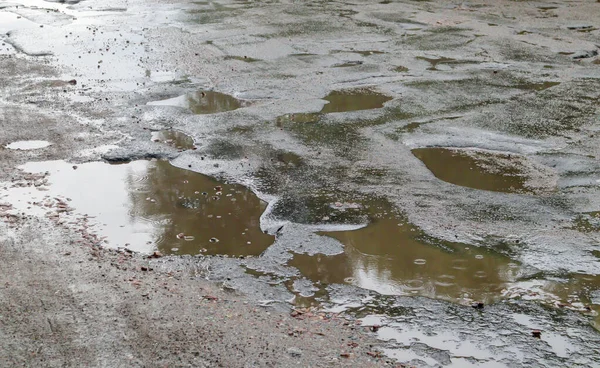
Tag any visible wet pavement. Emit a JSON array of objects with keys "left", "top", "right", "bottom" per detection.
[
  {"left": 1, "top": 0, "right": 600, "bottom": 366},
  {"left": 151, "top": 129, "right": 196, "bottom": 150}
]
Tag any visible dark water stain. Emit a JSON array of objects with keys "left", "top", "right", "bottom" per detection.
[
  {"left": 412, "top": 148, "right": 528, "bottom": 193},
  {"left": 17, "top": 160, "right": 273, "bottom": 256},
  {"left": 151, "top": 130, "right": 195, "bottom": 150},
  {"left": 273, "top": 90, "right": 394, "bottom": 152},
  {"left": 393, "top": 65, "right": 409, "bottom": 72},
  {"left": 276, "top": 106, "right": 411, "bottom": 159},
  {"left": 276, "top": 113, "right": 321, "bottom": 125},
  {"left": 228, "top": 125, "right": 254, "bottom": 134},
  {"left": 274, "top": 151, "right": 304, "bottom": 167},
  {"left": 573, "top": 211, "right": 600, "bottom": 233},
  {"left": 289, "top": 216, "right": 523, "bottom": 305},
  {"left": 289, "top": 53, "right": 318, "bottom": 57},
  {"left": 147, "top": 91, "right": 245, "bottom": 114},
  {"left": 224, "top": 55, "right": 260, "bottom": 63},
  {"left": 320, "top": 89, "right": 392, "bottom": 113},
  {"left": 513, "top": 81, "right": 560, "bottom": 91},
  {"left": 396, "top": 121, "right": 423, "bottom": 133},
  {"left": 332, "top": 61, "right": 364, "bottom": 68},
  {"left": 204, "top": 139, "right": 246, "bottom": 160},
  {"left": 333, "top": 50, "right": 385, "bottom": 57},
  {"left": 416, "top": 56, "right": 481, "bottom": 71},
  {"left": 186, "top": 1, "right": 241, "bottom": 24},
  {"left": 577, "top": 27, "right": 598, "bottom": 33},
  {"left": 416, "top": 56, "right": 455, "bottom": 70},
  {"left": 286, "top": 120, "right": 367, "bottom": 158},
  {"left": 269, "top": 191, "right": 376, "bottom": 225}
]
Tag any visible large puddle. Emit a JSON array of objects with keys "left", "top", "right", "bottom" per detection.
[
  {"left": 5, "top": 160, "right": 273, "bottom": 255},
  {"left": 147, "top": 90, "right": 246, "bottom": 114},
  {"left": 289, "top": 217, "right": 523, "bottom": 305},
  {"left": 285, "top": 214, "right": 600, "bottom": 327},
  {"left": 412, "top": 147, "right": 535, "bottom": 193}
]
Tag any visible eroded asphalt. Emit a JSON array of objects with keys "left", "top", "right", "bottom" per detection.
[{"left": 1, "top": 0, "right": 600, "bottom": 367}]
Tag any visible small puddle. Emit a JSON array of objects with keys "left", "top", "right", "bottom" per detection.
[
  {"left": 289, "top": 217, "right": 522, "bottom": 305},
  {"left": 6, "top": 160, "right": 273, "bottom": 255},
  {"left": 320, "top": 89, "right": 392, "bottom": 114},
  {"left": 5, "top": 140, "right": 51, "bottom": 150},
  {"left": 412, "top": 148, "right": 530, "bottom": 193},
  {"left": 416, "top": 56, "right": 457, "bottom": 71},
  {"left": 538, "top": 6, "right": 559, "bottom": 11},
  {"left": 147, "top": 90, "right": 246, "bottom": 114},
  {"left": 274, "top": 89, "right": 393, "bottom": 126},
  {"left": 151, "top": 130, "right": 195, "bottom": 150}
]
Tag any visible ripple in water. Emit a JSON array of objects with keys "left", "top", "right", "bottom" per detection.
[{"left": 15, "top": 159, "right": 273, "bottom": 256}]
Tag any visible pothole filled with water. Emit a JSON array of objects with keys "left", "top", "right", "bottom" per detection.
[
  {"left": 319, "top": 88, "right": 392, "bottom": 114},
  {"left": 147, "top": 90, "right": 247, "bottom": 114},
  {"left": 288, "top": 216, "right": 524, "bottom": 305},
  {"left": 3, "top": 159, "right": 273, "bottom": 255},
  {"left": 412, "top": 147, "right": 555, "bottom": 193},
  {"left": 281, "top": 213, "right": 600, "bottom": 326}
]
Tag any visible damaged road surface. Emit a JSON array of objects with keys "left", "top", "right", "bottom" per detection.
[{"left": 1, "top": 0, "right": 600, "bottom": 367}]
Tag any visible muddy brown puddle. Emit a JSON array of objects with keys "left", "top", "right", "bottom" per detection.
[
  {"left": 147, "top": 90, "right": 246, "bottom": 114},
  {"left": 275, "top": 89, "right": 392, "bottom": 125},
  {"left": 412, "top": 147, "right": 529, "bottom": 193},
  {"left": 320, "top": 89, "right": 392, "bottom": 114},
  {"left": 284, "top": 215, "right": 600, "bottom": 326},
  {"left": 8, "top": 159, "right": 273, "bottom": 255},
  {"left": 289, "top": 217, "right": 523, "bottom": 305}
]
